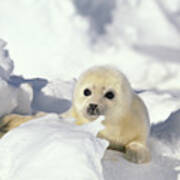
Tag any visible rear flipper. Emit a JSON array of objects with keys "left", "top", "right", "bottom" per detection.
[{"left": 0, "top": 113, "right": 46, "bottom": 138}]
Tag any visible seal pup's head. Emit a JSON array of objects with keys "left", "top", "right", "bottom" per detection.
[{"left": 73, "top": 66, "right": 133, "bottom": 122}]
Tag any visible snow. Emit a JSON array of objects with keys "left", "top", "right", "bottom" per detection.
[
  {"left": 139, "top": 91, "right": 180, "bottom": 124},
  {"left": 0, "top": 0, "right": 179, "bottom": 84},
  {"left": 32, "top": 79, "right": 75, "bottom": 114},
  {"left": 102, "top": 112, "right": 180, "bottom": 180},
  {"left": 0, "top": 39, "right": 14, "bottom": 80},
  {"left": 0, "top": 40, "right": 33, "bottom": 116},
  {"left": 0, "top": 0, "right": 180, "bottom": 180},
  {"left": 0, "top": 81, "right": 32, "bottom": 116},
  {"left": 0, "top": 114, "right": 108, "bottom": 180}
]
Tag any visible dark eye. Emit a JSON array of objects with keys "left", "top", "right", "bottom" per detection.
[
  {"left": 104, "top": 91, "right": 115, "bottom": 100},
  {"left": 84, "top": 88, "right": 91, "bottom": 96}
]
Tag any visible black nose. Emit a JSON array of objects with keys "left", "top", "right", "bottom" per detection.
[
  {"left": 87, "top": 103, "right": 100, "bottom": 116},
  {"left": 89, "top": 104, "right": 98, "bottom": 111}
]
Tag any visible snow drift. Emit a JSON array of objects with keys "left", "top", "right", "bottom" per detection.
[
  {"left": 0, "top": 39, "right": 33, "bottom": 116},
  {"left": 0, "top": 114, "right": 108, "bottom": 180}
]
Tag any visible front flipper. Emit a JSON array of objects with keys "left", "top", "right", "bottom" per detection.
[{"left": 124, "top": 142, "right": 151, "bottom": 164}]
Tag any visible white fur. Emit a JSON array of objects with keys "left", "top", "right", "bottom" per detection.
[{"left": 62, "top": 66, "right": 151, "bottom": 163}]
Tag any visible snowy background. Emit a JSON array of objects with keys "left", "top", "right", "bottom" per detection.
[{"left": 0, "top": 0, "right": 180, "bottom": 179}]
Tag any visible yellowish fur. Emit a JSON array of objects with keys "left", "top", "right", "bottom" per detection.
[
  {"left": 62, "top": 66, "right": 151, "bottom": 163},
  {"left": 0, "top": 112, "right": 45, "bottom": 138}
]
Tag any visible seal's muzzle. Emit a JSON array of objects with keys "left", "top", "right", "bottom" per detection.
[{"left": 87, "top": 103, "right": 100, "bottom": 116}]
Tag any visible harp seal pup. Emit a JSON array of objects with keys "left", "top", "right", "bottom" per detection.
[{"left": 62, "top": 66, "right": 151, "bottom": 163}]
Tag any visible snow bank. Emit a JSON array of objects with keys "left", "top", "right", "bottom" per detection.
[
  {"left": 0, "top": 39, "right": 33, "bottom": 116},
  {"left": 33, "top": 79, "right": 75, "bottom": 114},
  {"left": 0, "top": 112, "right": 179, "bottom": 180},
  {"left": 0, "top": 81, "right": 33, "bottom": 116},
  {"left": 139, "top": 91, "right": 180, "bottom": 124},
  {"left": 0, "top": 39, "right": 14, "bottom": 80},
  {"left": 0, "top": 114, "right": 108, "bottom": 180}
]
